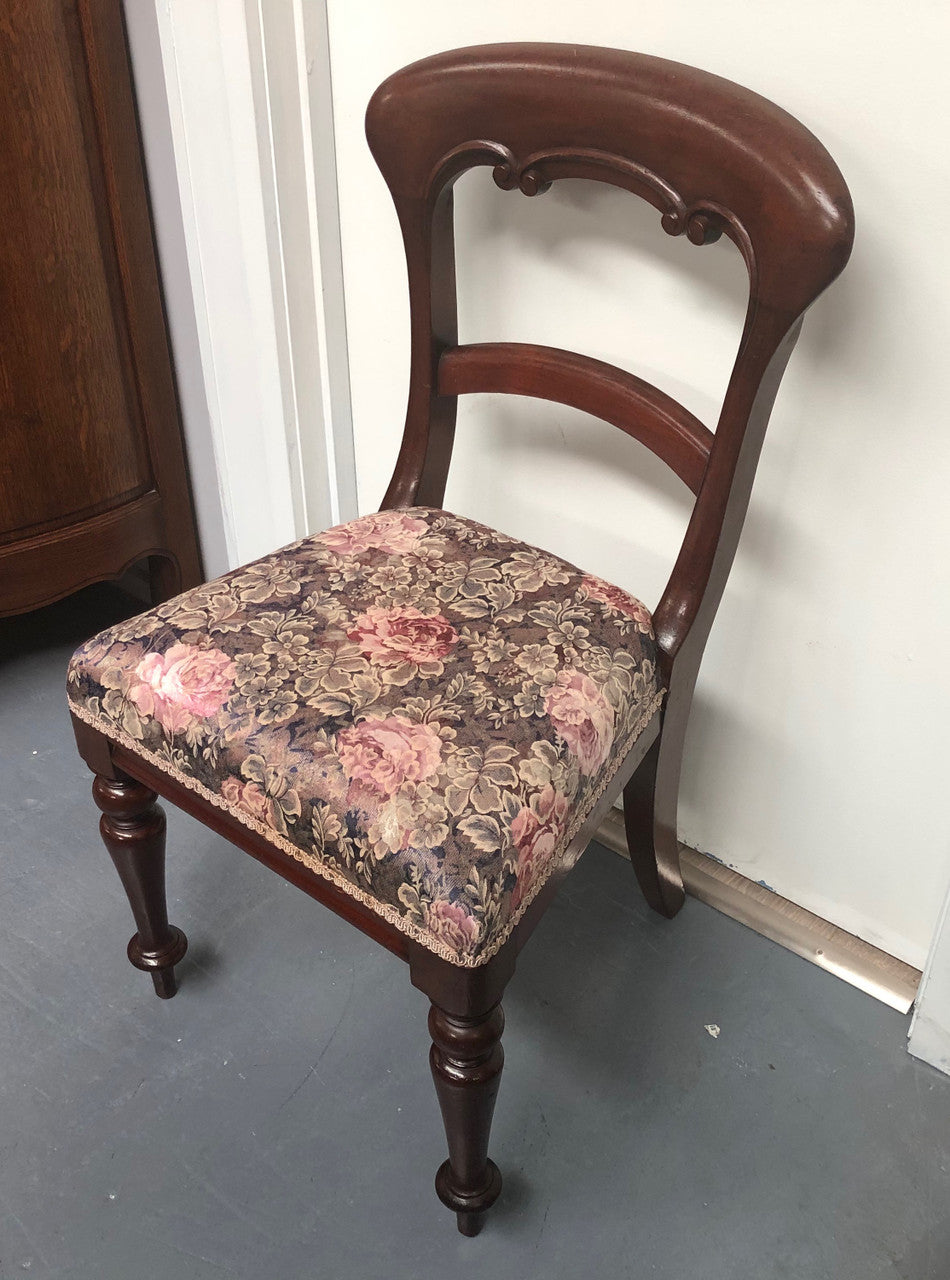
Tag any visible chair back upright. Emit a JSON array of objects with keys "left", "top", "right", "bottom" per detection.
[{"left": 366, "top": 43, "right": 854, "bottom": 684}]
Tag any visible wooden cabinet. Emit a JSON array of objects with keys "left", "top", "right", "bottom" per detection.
[{"left": 0, "top": 0, "right": 202, "bottom": 616}]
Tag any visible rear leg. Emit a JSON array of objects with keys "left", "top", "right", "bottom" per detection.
[{"left": 622, "top": 731, "right": 686, "bottom": 918}]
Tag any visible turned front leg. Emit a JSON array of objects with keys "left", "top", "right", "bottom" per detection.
[
  {"left": 429, "top": 1002, "right": 505, "bottom": 1236},
  {"left": 93, "top": 775, "right": 187, "bottom": 999}
]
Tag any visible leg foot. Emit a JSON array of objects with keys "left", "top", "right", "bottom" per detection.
[
  {"left": 128, "top": 925, "right": 188, "bottom": 998},
  {"left": 456, "top": 1208, "right": 486, "bottom": 1237},
  {"left": 429, "top": 1002, "right": 505, "bottom": 1233},
  {"left": 93, "top": 774, "right": 188, "bottom": 998}
]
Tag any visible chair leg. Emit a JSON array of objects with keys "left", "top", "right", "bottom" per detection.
[
  {"left": 622, "top": 732, "right": 686, "bottom": 918},
  {"left": 92, "top": 774, "right": 188, "bottom": 999},
  {"left": 428, "top": 1001, "right": 505, "bottom": 1236}
]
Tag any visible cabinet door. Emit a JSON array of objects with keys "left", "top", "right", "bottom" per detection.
[
  {"left": 0, "top": 0, "right": 201, "bottom": 613},
  {"left": 0, "top": 0, "right": 151, "bottom": 540}
]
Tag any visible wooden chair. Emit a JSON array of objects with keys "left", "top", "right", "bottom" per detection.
[{"left": 68, "top": 44, "right": 853, "bottom": 1234}]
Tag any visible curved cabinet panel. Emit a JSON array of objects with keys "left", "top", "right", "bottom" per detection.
[{"left": 0, "top": 0, "right": 202, "bottom": 614}]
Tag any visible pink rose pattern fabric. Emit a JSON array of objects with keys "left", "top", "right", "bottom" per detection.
[
  {"left": 337, "top": 716, "right": 443, "bottom": 796},
  {"left": 347, "top": 606, "right": 459, "bottom": 676},
  {"left": 544, "top": 671, "right": 615, "bottom": 775},
  {"left": 129, "top": 643, "right": 236, "bottom": 734},
  {"left": 67, "top": 508, "right": 662, "bottom": 964}
]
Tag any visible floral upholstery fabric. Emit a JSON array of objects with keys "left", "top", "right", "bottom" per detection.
[{"left": 67, "top": 508, "right": 664, "bottom": 965}]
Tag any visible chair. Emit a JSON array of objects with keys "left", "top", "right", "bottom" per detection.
[{"left": 67, "top": 44, "right": 853, "bottom": 1234}]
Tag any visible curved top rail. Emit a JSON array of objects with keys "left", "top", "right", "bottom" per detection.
[{"left": 367, "top": 43, "right": 854, "bottom": 315}]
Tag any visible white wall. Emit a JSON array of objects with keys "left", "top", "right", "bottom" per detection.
[{"left": 327, "top": 0, "right": 950, "bottom": 967}]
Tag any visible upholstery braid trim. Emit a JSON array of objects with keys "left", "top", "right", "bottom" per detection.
[{"left": 68, "top": 692, "right": 664, "bottom": 967}]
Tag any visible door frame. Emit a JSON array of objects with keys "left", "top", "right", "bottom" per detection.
[
  {"left": 909, "top": 871, "right": 950, "bottom": 1075},
  {"left": 124, "top": 0, "right": 356, "bottom": 574}
]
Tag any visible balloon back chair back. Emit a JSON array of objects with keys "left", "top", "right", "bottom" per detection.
[{"left": 68, "top": 44, "right": 853, "bottom": 1235}]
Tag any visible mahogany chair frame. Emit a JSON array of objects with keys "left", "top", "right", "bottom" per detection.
[{"left": 71, "top": 44, "right": 853, "bottom": 1235}]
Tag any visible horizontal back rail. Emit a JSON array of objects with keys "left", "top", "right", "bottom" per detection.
[{"left": 438, "top": 343, "right": 712, "bottom": 495}]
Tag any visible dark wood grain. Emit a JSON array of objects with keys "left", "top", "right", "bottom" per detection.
[
  {"left": 0, "top": 0, "right": 201, "bottom": 615},
  {"left": 0, "top": 0, "right": 148, "bottom": 538},
  {"left": 92, "top": 772, "right": 187, "bottom": 999},
  {"left": 2, "top": 492, "right": 176, "bottom": 614},
  {"left": 621, "top": 734, "right": 684, "bottom": 917},
  {"left": 367, "top": 40, "right": 852, "bottom": 963},
  {"left": 72, "top": 43, "right": 853, "bottom": 1234},
  {"left": 365, "top": 45, "right": 852, "bottom": 1227},
  {"left": 429, "top": 1003, "right": 505, "bottom": 1236},
  {"left": 439, "top": 342, "right": 713, "bottom": 494}
]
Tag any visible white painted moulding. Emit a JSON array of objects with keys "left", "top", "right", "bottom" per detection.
[{"left": 908, "top": 877, "right": 950, "bottom": 1074}]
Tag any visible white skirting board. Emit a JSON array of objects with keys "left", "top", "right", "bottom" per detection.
[{"left": 595, "top": 808, "right": 921, "bottom": 1015}]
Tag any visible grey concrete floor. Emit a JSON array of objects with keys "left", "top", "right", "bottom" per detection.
[{"left": 2, "top": 585, "right": 949, "bottom": 1280}]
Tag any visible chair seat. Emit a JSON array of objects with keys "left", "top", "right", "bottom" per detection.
[{"left": 67, "top": 508, "right": 663, "bottom": 965}]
